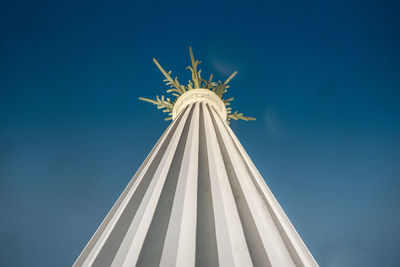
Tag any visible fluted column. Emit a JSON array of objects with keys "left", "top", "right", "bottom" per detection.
[{"left": 74, "top": 100, "right": 318, "bottom": 267}]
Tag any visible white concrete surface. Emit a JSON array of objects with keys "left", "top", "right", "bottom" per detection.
[{"left": 73, "top": 92, "right": 318, "bottom": 267}]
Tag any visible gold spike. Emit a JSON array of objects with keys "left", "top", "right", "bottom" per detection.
[
  {"left": 140, "top": 48, "right": 255, "bottom": 123},
  {"left": 223, "top": 71, "right": 238, "bottom": 85}
]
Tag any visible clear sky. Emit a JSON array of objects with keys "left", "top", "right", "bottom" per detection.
[{"left": 1, "top": 0, "right": 399, "bottom": 266}]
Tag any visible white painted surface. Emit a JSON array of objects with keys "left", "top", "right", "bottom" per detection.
[
  {"left": 172, "top": 89, "right": 227, "bottom": 120},
  {"left": 74, "top": 93, "right": 318, "bottom": 267}
]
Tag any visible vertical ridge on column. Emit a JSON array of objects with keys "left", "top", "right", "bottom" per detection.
[
  {"left": 210, "top": 106, "right": 300, "bottom": 266},
  {"left": 203, "top": 103, "right": 253, "bottom": 267},
  {"left": 195, "top": 103, "right": 219, "bottom": 267},
  {"left": 214, "top": 107, "right": 318, "bottom": 267},
  {"left": 110, "top": 106, "right": 193, "bottom": 267},
  {"left": 75, "top": 108, "right": 186, "bottom": 267},
  {"left": 208, "top": 105, "right": 273, "bottom": 267},
  {"left": 159, "top": 102, "right": 200, "bottom": 267},
  {"left": 136, "top": 105, "right": 195, "bottom": 267}
]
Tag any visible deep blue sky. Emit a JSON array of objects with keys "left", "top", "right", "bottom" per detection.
[{"left": 1, "top": 0, "right": 399, "bottom": 266}]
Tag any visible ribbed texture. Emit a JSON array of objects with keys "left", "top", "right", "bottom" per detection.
[{"left": 74, "top": 102, "right": 318, "bottom": 267}]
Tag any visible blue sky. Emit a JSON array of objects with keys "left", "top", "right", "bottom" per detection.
[{"left": 1, "top": 0, "right": 399, "bottom": 266}]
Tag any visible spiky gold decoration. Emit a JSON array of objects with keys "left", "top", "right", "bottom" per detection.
[{"left": 139, "top": 47, "right": 255, "bottom": 123}]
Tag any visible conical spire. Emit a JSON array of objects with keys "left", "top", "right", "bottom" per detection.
[{"left": 73, "top": 49, "right": 318, "bottom": 267}]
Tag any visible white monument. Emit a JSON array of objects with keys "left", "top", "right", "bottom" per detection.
[{"left": 74, "top": 48, "right": 318, "bottom": 267}]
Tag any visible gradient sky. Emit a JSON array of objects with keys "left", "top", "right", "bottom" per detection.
[{"left": 1, "top": 0, "right": 399, "bottom": 266}]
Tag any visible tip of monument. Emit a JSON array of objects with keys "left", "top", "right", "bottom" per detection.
[{"left": 139, "top": 47, "right": 256, "bottom": 123}]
